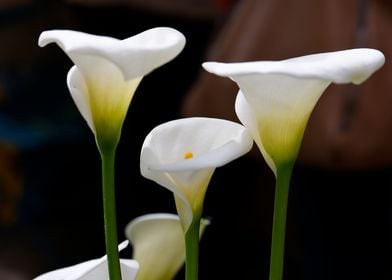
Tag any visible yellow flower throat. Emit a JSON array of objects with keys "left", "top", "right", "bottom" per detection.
[{"left": 184, "top": 151, "right": 193, "bottom": 159}]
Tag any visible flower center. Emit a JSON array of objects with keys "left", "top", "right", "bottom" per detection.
[{"left": 184, "top": 151, "right": 194, "bottom": 160}]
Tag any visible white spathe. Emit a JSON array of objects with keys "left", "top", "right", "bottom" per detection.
[
  {"left": 33, "top": 241, "right": 138, "bottom": 280},
  {"left": 203, "top": 48, "right": 385, "bottom": 175},
  {"left": 140, "top": 117, "right": 253, "bottom": 231},
  {"left": 38, "top": 28, "right": 185, "bottom": 146},
  {"left": 125, "top": 213, "right": 209, "bottom": 280}
]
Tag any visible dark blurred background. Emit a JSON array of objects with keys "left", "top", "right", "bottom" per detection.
[{"left": 0, "top": 0, "right": 390, "bottom": 279}]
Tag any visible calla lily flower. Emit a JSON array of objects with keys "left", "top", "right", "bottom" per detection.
[
  {"left": 38, "top": 28, "right": 185, "bottom": 149},
  {"left": 33, "top": 241, "right": 138, "bottom": 280},
  {"left": 140, "top": 117, "right": 253, "bottom": 231},
  {"left": 203, "top": 48, "right": 385, "bottom": 174},
  {"left": 38, "top": 28, "right": 185, "bottom": 280},
  {"left": 125, "top": 213, "right": 210, "bottom": 280},
  {"left": 139, "top": 117, "right": 250, "bottom": 280},
  {"left": 203, "top": 48, "right": 385, "bottom": 280}
]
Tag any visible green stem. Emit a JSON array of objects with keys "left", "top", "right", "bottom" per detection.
[
  {"left": 185, "top": 218, "right": 201, "bottom": 280},
  {"left": 269, "top": 163, "right": 293, "bottom": 280},
  {"left": 101, "top": 148, "right": 122, "bottom": 280}
]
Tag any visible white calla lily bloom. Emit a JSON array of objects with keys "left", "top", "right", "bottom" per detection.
[
  {"left": 125, "top": 213, "right": 209, "bottom": 280},
  {"left": 140, "top": 117, "right": 253, "bottom": 231},
  {"left": 203, "top": 48, "right": 385, "bottom": 175},
  {"left": 38, "top": 28, "right": 185, "bottom": 148},
  {"left": 33, "top": 241, "right": 138, "bottom": 280}
]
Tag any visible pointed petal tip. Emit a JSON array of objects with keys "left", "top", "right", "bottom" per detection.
[
  {"left": 118, "top": 240, "right": 129, "bottom": 251},
  {"left": 202, "top": 62, "right": 220, "bottom": 73},
  {"left": 201, "top": 217, "right": 211, "bottom": 226},
  {"left": 152, "top": 27, "right": 186, "bottom": 47},
  {"left": 38, "top": 31, "right": 51, "bottom": 47},
  {"left": 361, "top": 48, "right": 385, "bottom": 62},
  {"left": 123, "top": 26, "right": 186, "bottom": 54},
  {"left": 38, "top": 30, "right": 80, "bottom": 50},
  {"left": 352, "top": 48, "right": 385, "bottom": 66},
  {"left": 202, "top": 61, "right": 246, "bottom": 78},
  {"left": 346, "top": 48, "right": 385, "bottom": 85}
]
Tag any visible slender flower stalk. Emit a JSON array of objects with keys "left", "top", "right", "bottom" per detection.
[
  {"left": 269, "top": 163, "right": 292, "bottom": 280},
  {"left": 38, "top": 28, "right": 185, "bottom": 280},
  {"left": 184, "top": 217, "right": 201, "bottom": 280},
  {"left": 140, "top": 117, "right": 253, "bottom": 280},
  {"left": 100, "top": 148, "right": 121, "bottom": 280},
  {"left": 203, "top": 48, "right": 385, "bottom": 280}
]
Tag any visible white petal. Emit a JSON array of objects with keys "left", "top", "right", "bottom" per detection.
[
  {"left": 33, "top": 242, "right": 138, "bottom": 280},
  {"left": 203, "top": 48, "right": 385, "bottom": 85},
  {"left": 173, "top": 194, "right": 195, "bottom": 231},
  {"left": 119, "top": 260, "right": 139, "bottom": 280},
  {"left": 140, "top": 117, "right": 253, "bottom": 229},
  {"left": 125, "top": 213, "right": 209, "bottom": 280},
  {"left": 33, "top": 259, "right": 103, "bottom": 280},
  {"left": 141, "top": 117, "right": 253, "bottom": 172},
  {"left": 126, "top": 213, "right": 184, "bottom": 280},
  {"left": 67, "top": 66, "right": 95, "bottom": 133},
  {"left": 235, "top": 91, "right": 276, "bottom": 173},
  {"left": 63, "top": 258, "right": 138, "bottom": 280},
  {"left": 39, "top": 27, "right": 186, "bottom": 80}
]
